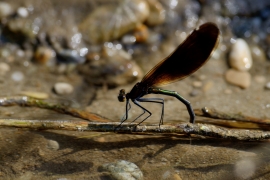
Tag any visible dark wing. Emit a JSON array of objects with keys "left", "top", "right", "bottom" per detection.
[{"left": 141, "top": 22, "right": 220, "bottom": 87}]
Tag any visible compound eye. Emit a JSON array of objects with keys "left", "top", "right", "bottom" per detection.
[{"left": 118, "top": 89, "right": 126, "bottom": 102}]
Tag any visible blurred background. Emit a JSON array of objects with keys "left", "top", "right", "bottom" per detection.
[{"left": 1, "top": 0, "right": 270, "bottom": 179}]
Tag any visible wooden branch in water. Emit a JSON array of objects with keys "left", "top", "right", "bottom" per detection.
[
  {"left": 195, "top": 107, "right": 270, "bottom": 124},
  {"left": 0, "top": 118, "right": 270, "bottom": 141},
  {"left": 0, "top": 96, "right": 110, "bottom": 122}
]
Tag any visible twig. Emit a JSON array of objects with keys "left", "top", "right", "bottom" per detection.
[
  {"left": 194, "top": 107, "right": 270, "bottom": 130},
  {"left": 0, "top": 96, "right": 110, "bottom": 122},
  {"left": 0, "top": 118, "right": 270, "bottom": 140}
]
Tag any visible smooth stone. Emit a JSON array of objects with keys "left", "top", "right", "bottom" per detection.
[
  {"left": 145, "top": 0, "right": 165, "bottom": 26},
  {"left": 11, "top": 71, "right": 24, "bottom": 82},
  {"left": 192, "top": 81, "right": 202, "bottom": 88},
  {"left": 0, "top": 62, "right": 10, "bottom": 76},
  {"left": 54, "top": 82, "right": 74, "bottom": 95},
  {"left": 250, "top": 45, "right": 266, "bottom": 62},
  {"left": 0, "top": 2, "right": 13, "bottom": 18},
  {"left": 34, "top": 46, "right": 55, "bottom": 65},
  {"left": 17, "top": 7, "right": 28, "bottom": 18},
  {"left": 225, "top": 69, "right": 251, "bottom": 89},
  {"left": 47, "top": 140, "right": 59, "bottom": 150},
  {"left": 229, "top": 38, "right": 253, "bottom": 71},
  {"left": 101, "top": 160, "right": 143, "bottom": 180},
  {"left": 189, "top": 89, "right": 201, "bottom": 97},
  {"left": 265, "top": 82, "right": 270, "bottom": 90}
]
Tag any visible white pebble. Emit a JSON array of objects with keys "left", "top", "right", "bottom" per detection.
[
  {"left": 0, "top": 62, "right": 10, "bottom": 75},
  {"left": 47, "top": 140, "right": 59, "bottom": 150},
  {"left": 225, "top": 69, "right": 251, "bottom": 89},
  {"left": 54, "top": 82, "right": 74, "bottom": 95},
  {"left": 0, "top": 2, "right": 13, "bottom": 18},
  {"left": 234, "top": 159, "right": 255, "bottom": 179},
  {"left": 101, "top": 160, "right": 143, "bottom": 180},
  {"left": 265, "top": 82, "right": 270, "bottom": 90},
  {"left": 229, "top": 38, "right": 253, "bottom": 71},
  {"left": 11, "top": 71, "right": 24, "bottom": 81},
  {"left": 17, "top": 7, "right": 28, "bottom": 17}
]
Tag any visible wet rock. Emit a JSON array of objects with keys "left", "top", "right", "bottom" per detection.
[
  {"left": 79, "top": 44, "right": 142, "bottom": 87},
  {"left": 47, "top": 140, "right": 59, "bottom": 150},
  {"left": 101, "top": 160, "right": 143, "bottom": 180},
  {"left": 3, "top": 18, "right": 37, "bottom": 46},
  {"left": 229, "top": 38, "right": 252, "bottom": 71},
  {"left": 0, "top": 2, "right": 13, "bottom": 18},
  {"left": 0, "top": 62, "right": 10, "bottom": 76},
  {"left": 80, "top": 0, "right": 150, "bottom": 44},
  {"left": 145, "top": 0, "right": 165, "bottom": 26},
  {"left": 54, "top": 82, "right": 74, "bottom": 95},
  {"left": 56, "top": 49, "right": 85, "bottom": 64},
  {"left": 225, "top": 69, "right": 251, "bottom": 89}
]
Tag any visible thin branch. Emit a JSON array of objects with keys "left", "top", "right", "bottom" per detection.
[
  {"left": 0, "top": 96, "right": 110, "bottom": 122},
  {"left": 0, "top": 118, "right": 270, "bottom": 140}
]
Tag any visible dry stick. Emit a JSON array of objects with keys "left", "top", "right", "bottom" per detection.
[
  {"left": 1, "top": 96, "right": 270, "bottom": 140},
  {"left": 0, "top": 96, "right": 110, "bottom": 122},
  {"left": 0, "top": 119, "right": 269, "bottom": 140}
]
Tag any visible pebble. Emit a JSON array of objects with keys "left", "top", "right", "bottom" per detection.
[
  {"left": 101, "top": 160, "right": 143, "bottom": 180},
  {"left": 34, "top": 46, "right": 55, "bottom": 65},
  {"left": 11, "top": 71, "right": 24, "bottom": 82},
  {"left": 225, "top": 69, "right": 251, "bottom": 89},
  {"left": 0, "top": 2, "right": 13, "bottom": 18},
  {"left": 250, "top": 45, "right": 266, "bottom": 62},
  {"left": 54, "top": 82, "right": 74, "bottom": 95},
  {"left": 229, "top": 38, "right": 253, "bottom": 71},
  {"left": 189, "top": 89, "right": 201, "bottom": 97},
  {"left": 79, "top": 0, "right": 149, "bottom": 43},
  {"left": 192, "top": 81, "right": 202, "bottom": 88},
  {"left": 0, "top": 62, "right": 10, "bottom": 76},
  {"left": 145, "top": 0, "right": 165, "bottom": 26},
  {"left": 133, "top": 24, "right": 149, "bottom": 43},
  {"left": 265, "top": 82, "right": 270, "bottom": 90},
  {"left": 17, "top": 7, "right": 28, "bottom": 18},
  {"left": 122, "top": 35, "right": 136, "bottom": 45},
  {"left": 47, "top": 140, "right": 59, "bottom": 150}
]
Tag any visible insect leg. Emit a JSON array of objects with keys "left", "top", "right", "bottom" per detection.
[
  {"left": 115, "top": 99, "right": 130, "bottom": 131},
  {"left": 148, "top": 88, "right": 195, "bottom": 123},
  {"left": 132, "top": 99, "right": 152, "bottom": 126},
  {"left": 137, "top": 97, "right": 164, "bottom": 126}
]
